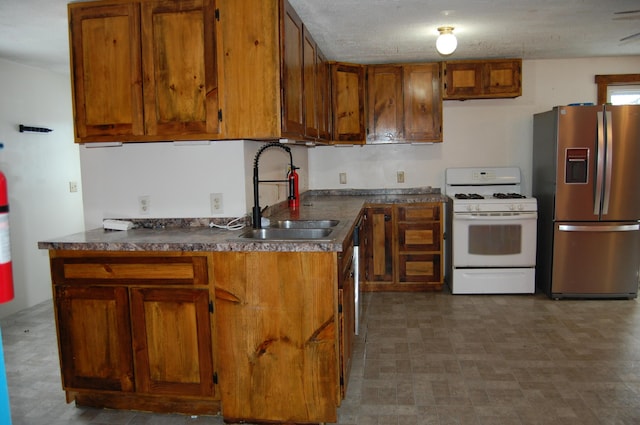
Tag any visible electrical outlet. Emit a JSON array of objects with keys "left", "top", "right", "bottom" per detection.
[
  {"left": 397, "top": 171, "right": 405, "bottom": 183},
  {"left": 138, "top": 195, "right": 151, "bottom": 215},
  {"left": 339, "top": 172, "right": 347, "bottom": 185},
  {"left": 69, "top": 181, "right": 78, "bottom": 193},
  {"left": 210, "top": 193, "right": 223, "bottom": 214}
]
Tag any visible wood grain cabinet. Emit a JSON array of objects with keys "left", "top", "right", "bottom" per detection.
[
  {"left": 49, "top": 251, "right": 218, "bottom": 415},
  {"left": 331, "top": 62, "right": 366, "bottom": 144},
  {"left": 366, "top": 63, "right": 442, "bottom": 143},
  {"left": 363, "top": 203, "right": 444, "bottom": 291},
  {"left": 69, "top": 0, "right": 220, "bottom": 143},
  {"left": 212, "top": 251, "right": 340, "bottom": 424},
  {"left": 218, "top": 0, "right": 330, "bottom": 143},
  {"left": 338, "top": 224, "right": 356, "bottom": 399},
  {"left": 443, "top": 58, "right": 522, "bottom": 100}
]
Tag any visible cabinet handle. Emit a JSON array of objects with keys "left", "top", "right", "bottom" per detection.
[{"left": 384, "top": 215, "right": 391, "bottom": 221}]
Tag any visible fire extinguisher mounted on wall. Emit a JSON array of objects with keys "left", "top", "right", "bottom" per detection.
[{"left": 0, "top": 171, "right": 14, "bottom": 304}]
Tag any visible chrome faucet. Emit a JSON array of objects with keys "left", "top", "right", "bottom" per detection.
[{"left": 252, "top": 142, "right": 296, "bottom": 228}]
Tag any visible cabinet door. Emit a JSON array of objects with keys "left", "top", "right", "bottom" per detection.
[
  {"left": 69, "top": 2, "right": 143, "bottom": 141},
  {"left": 443, "top": 61, "right": 483, "bottom": 99},
  {"left": 303, "top": 27, "right": 318, "bottom": 139},
  {"left": 316, "top": 50, "right": 331, "bottom": 141},
  {"left": 363, "top": 206, "right": 393, "bottom": 284},
  {"left": 130, "top": 287, "right": 215, "bottom": 397},
  {"left": 141, "top": 0, "right": 220, "bottom": 138},
  {"left": 338, "top": 255, "right": 354, "bottom": 399},
  {"left": 366, "top": 65, "right": 403, "bottom": 143},
  {"left": 484, "top": 59, "right": 522, "bottom": 97},
  {"left": 55, "top": 286, "right": 134, "bottom": 392},
  {"left": 403, "top": 64, "right": 442, "bottom": 142},
  {"left": 281, "top": 0, "right": 305, "bottom": 137},
  {"left": 331, "top": 62, "right": 365, "bottom": 143}
]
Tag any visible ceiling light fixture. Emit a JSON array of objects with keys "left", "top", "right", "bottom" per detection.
[{"left": 436, "top": 26, "right": 457, "bottom": 56}]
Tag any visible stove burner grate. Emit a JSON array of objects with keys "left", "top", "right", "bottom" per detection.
[
  {"left": 454, "top": 193, "right": 484, "bottom": 199},
  {"left": 493, "top": 193, "right": 526, "bottom": 199}
]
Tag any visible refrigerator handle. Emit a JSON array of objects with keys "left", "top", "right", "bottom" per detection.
[
  {"left": 602, "top": 110, "right": 613, "bottom": 215},
  {"left": 594, "top": 111, "right": 605, "bottom": 215},
  {"left": 559, "top": 224, "right": 640, "bottom": 232}
]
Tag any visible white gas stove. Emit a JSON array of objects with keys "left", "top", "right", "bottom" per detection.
[{"left": 445, "top": 167, "right": 538, "bottom": 294}]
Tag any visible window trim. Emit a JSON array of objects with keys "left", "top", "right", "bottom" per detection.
[{"left": 595, "top": 74, "right": 640, "bottom": 105}]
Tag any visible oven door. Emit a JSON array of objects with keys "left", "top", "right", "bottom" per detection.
[{"left": 453, "top": 211, "right": 537, "bottom": 267}]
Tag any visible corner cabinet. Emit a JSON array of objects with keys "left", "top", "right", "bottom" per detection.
[
  {"left": 69, "top": 0, "right": 220, "bottom": 143},
  {"left": 366, "top": 63, "right": 442, "bottom": 143},
  {"left": 212, "top": 251, "right": 341, "bottom": 424},
  {"left": 49, "top": 251, "right": 219, "bottom": 415},
  {"left": 442, "top": 58, "right": 522, "bottom": 100},
  {"left": 218, "top": 0, "right": 330, "bottom": 143},
  {"left": 362, "top": 203, "right": 444, "bottom": 291}
]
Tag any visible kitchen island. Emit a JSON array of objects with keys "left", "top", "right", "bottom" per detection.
[{"left": 38, "top": 189, "right": 447, "bottom": 424}]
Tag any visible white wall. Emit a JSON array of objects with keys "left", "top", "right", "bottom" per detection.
[
  {"left": 80, "top": 140, "right": 309, "bottom": 229},
  {"left": 308, "top": 56, "right": 640, "bottom": 195},
  {"left": 0, "top": 59, "right": 84, "bottom": 318}
]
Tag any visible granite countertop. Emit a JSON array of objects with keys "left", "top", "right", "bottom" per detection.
[{"left": 38, "top": 188, "right": 449, "bottom": 253}]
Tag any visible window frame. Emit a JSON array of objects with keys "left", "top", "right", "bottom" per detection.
[{"left": 595, "top": 74, "right": 640, "bottom": 105}]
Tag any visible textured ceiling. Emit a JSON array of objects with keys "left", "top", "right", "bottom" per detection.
[{"left": 0, "top": 0, "right": 639, "bottom": 75}]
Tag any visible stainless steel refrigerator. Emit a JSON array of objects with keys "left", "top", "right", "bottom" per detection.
[{"left": 533, "top": 105, "right": 640, "bottom": 299}]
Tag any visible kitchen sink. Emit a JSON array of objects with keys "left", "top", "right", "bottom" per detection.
[
  {"left": 239, "top": 228, "right": 334, "bottom": 240},
  {"left": 269, "top": 219, "right": 340, "bottom": 229}
]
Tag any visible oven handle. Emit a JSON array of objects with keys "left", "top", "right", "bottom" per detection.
[{"left": 454, "top": 212, "right": 538, "bottom": 221}]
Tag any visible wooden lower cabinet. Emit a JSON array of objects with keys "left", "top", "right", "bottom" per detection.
[
  {"left": 363, "top": 202, "right": 444, "bottom": 291},
  {"left": 49, "top": 251, "right": 219, "bottom": 415},
  {"left": 48, "top": 246, "right": 354, "bottom": 422},
  {"left": 212, "top": 251, "right": 342, "bottom": 424}
]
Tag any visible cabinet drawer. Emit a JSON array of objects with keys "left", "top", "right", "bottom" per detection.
[
  {"left": 397, "top": 222, "right": 441, "bottom": 252},
  {"left": 398, "top": 254, "right": 441, "bottom": 283},
  {"left": 397, "top": 204, "right": 440, "bottom": 221},
  {"left": 51, "top": 256, "right": 209, "bottom": 286}
]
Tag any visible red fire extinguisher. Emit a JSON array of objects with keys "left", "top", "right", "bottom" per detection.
[
  {"left": 0, "top": 172, "right": 14, "bottom": 304},
  {"left": 288, "top": 165, "right": 299, "bottom": 210}
]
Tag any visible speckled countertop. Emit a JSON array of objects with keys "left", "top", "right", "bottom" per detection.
[{"left": 38, "top": 188, "right": 448, "bottom": 253}]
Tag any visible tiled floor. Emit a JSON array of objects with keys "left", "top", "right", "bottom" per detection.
[{"left": 3, "top": 289, "right": 640, "bottom": 424}]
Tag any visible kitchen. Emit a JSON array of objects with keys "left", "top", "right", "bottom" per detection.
[{"left": 0, "top": 0, "right": 640, "bottom": 423}]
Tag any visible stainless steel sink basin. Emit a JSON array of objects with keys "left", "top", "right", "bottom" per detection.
[
  {"left": 239, "top": 228, "right": 333, "bottom": 240},
  {"left": 269, "top": 219, "right": 340, "bottom": 229}
]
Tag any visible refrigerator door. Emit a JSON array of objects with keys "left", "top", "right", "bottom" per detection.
[
  {"left": 554, "top": 105, "right": 603, "bottom": 221},
  {"left": 602, "top": 105, "right": 640, "bottom": 221},
  {"left": 551, "top": 222, "right": 640, "bottom": 298}
]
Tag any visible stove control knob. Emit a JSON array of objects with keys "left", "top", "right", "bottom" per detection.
[
  {"left": 509, "top": 204, "right": 515, "bottom": 211},
  {"left": 474, "top": 204, "right": 481, "bottom": 212},
  {"left": 518, "top": 204, "right": 524, "bottom": 211}
]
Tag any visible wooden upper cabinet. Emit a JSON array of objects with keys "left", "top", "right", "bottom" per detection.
[
  {"left": 443, "top": 58, "right": 522, "bottom": 100},
  {"left": 69, "top": 2, "right": 144, "bottom": 141},
  {"left": 281, "top": 0, "right": 304, "bottom": 137},
  {"left": 302, "top": 27, "right": 319, "bottom": 139},
  {"left": 141, "top": 0, "right": 219, "bottom": 138},
  {"left": 68, "top": 0, "right": 219, "bottom": 143},
  {"left": 367, "top": 65, "right": 403, "bottom": 142},
  {"left": 403, "top": 64, "right": 442, "bottom": 142},
  {"left": 316, "top": 50, "right": 332, "bottom": 141},
  {"left": 367, "top": 63, "right": 442, "bottom": 143},
  {"left": 331, "top": 62, "right": 366, "bottom": 144},
  {"left": 217, "top": 0, "right": 328, "bottom": 142}
]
